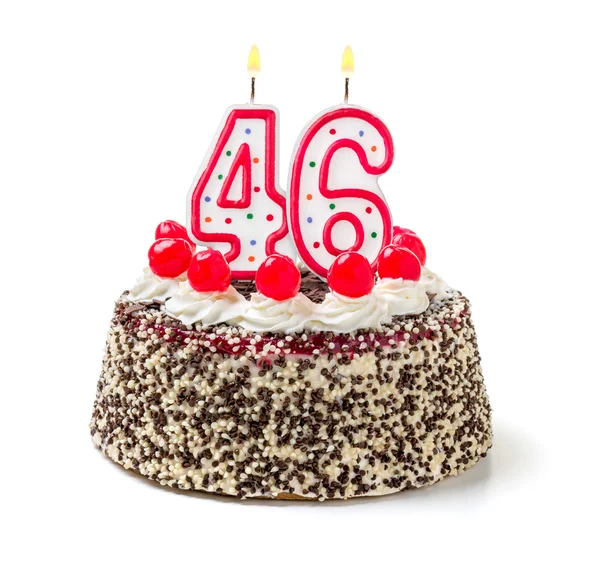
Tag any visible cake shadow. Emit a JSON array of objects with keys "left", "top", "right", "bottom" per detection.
[{"left": 97, "top": 417, "right": 534, "bottom": 508}]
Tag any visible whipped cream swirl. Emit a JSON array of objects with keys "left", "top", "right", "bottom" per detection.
[
  {"left": 306, "top": 292, "right": 388, "bottom": 333},
  {"left": 232, "top": 293, "right": 316, "bottom": 333},
  {"left": 127, "top": 268, "right": 183, "bottom": 303},
  {"left": 419, "top": 268, "right": 452, "bottom": 300},
  {"left": 127, "top": 268, "right": 452, "bottom": 334},
  {"left": 164, "top": 282, "right": 247, "bottom": 327},
  {"left": 373, "top": 278, "right": 430, "bottom": 317}
]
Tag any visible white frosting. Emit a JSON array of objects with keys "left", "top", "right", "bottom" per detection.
[
  {"left": 127, "top": 268, "right": 183, "bottom": 302},
  {"left": 306, "top": 292, "right": 388, "bottom": 333},
  {"left": 164, "top": 282, "right": 247, "bottom": 326},
  {"left": 128, "top": 267, "right": 452, "bottom": 334},
  {"left": 420, "top": 268, "right": 452, "bottom": 300},
  {"left": 232, "top": 293, "right": 316, "bottom": 333},
  {"left": 373, "top": 278, "right": 430, "bottom": 317}
]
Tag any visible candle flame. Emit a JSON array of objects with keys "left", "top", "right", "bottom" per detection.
[
  {"left": 341, "top": 45, "right": 354, "bottom": 77},
  {"left": 247, "top": 44, "right": 260, "bottom": 76}
]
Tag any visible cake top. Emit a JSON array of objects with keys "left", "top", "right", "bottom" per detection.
[
  {"left": 127, "top": 223, "right": 451, "bottom": 335},
  {"left": 127, "top": 101, "right": 451, "bottom": 335}
]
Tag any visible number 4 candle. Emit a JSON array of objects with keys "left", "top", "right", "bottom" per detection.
[
  {"left": 187, "top": 45, "right": 295, "bottom": 280},
  {"left": 288, "top": 45, "right": 394, "bottom": 279}
]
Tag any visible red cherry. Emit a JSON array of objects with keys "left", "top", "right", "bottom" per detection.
[
  {"left": 256, "top": 254, "right": 301, "bottom": 301},
  {"left": 327, "top": 252, "right": 374, "bottom": 298},
  {"left": 392, "top": 232, "right": 427, "bottom": 266},
  {"left": 148, "top": 238, "right": 192, "bottom": 278},
  {"left": 155, "top": 220, "right": 195, "bottom": 250},
  {"left": 393, "top": 225, "right": 417, "bottom": 238},
  {"left": 377, "top": 245, "right": 422, "bottom": 281},
  {"left": 188, "top": 248, "right": 231, "bottom": 292}
]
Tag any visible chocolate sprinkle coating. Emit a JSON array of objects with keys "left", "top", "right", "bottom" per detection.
[{"left": 90, "top": 290, "right": 492, "bottom": 500}]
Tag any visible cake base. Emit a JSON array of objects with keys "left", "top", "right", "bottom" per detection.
[{"left": 91, "top": 291, "right": 492, "bottom": 500}]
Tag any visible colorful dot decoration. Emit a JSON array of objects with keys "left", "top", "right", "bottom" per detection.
[{"left": 200, "top": 118, "right": 386, "bottom": 269}]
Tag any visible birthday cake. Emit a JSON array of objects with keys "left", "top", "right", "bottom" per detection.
[{"left": 90, "top": 100, "right": 492, "bottom": 500}]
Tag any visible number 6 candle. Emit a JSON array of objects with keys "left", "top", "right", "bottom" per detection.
[
  {"left": 288, "top": 45, "right": 394, "bottom": 279},
  {"left": 187, "top": 45, "right": 294, "bottom": 280}
]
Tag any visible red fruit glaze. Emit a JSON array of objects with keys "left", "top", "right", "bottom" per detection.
[
  {"left": 327, "top": 252, "right": 374, "bottom": 298},
  {"left": 378, "top": 245, "right": 422, "bottom": 281},
  {"left": 256, "top": 254, "right": 301, "bottom": 301},
  {"left": 392, "top": 225, "right": 416, "bottom": 238},
  {"left": 392, "top": 232, "right": 427, "bottom": 266},
  {"left": 125, "top": 306, "right": 469, "bottom": 357},
  {"left": 148, "top": 238, "right": 193, "bottom": 278},
  {"left": 188, "top": 248, "right": 231, "bottom": 292},
  {"left": 155, "top": 220, "right": 195, "bottom": 250}
]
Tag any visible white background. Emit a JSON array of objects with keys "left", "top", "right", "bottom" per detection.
[{"left": 1, "top": 1, "right": 599, "bottom": 570}]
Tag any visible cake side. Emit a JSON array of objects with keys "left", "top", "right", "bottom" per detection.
[{"left": 90, "top": 292, "right": 492, "bottom": 500}]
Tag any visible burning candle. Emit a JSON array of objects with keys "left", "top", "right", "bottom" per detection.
[
  {"left": 288, "top": 46, "right": 395, "bottom": 279},
  {"left": 187, "top": 45, "right": 294, "bottom": 280}
]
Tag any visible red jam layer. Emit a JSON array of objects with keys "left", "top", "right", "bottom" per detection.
[{"left": 119, "top": 300, "right": 469, "bottom": 357}]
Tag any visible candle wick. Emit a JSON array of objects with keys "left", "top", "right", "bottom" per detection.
[
  {"left": 344, "top": 77, "right": 349, "bottom": 104},
  {"left": 250, "top": 76, "right": 256, "bottom": 104}
]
